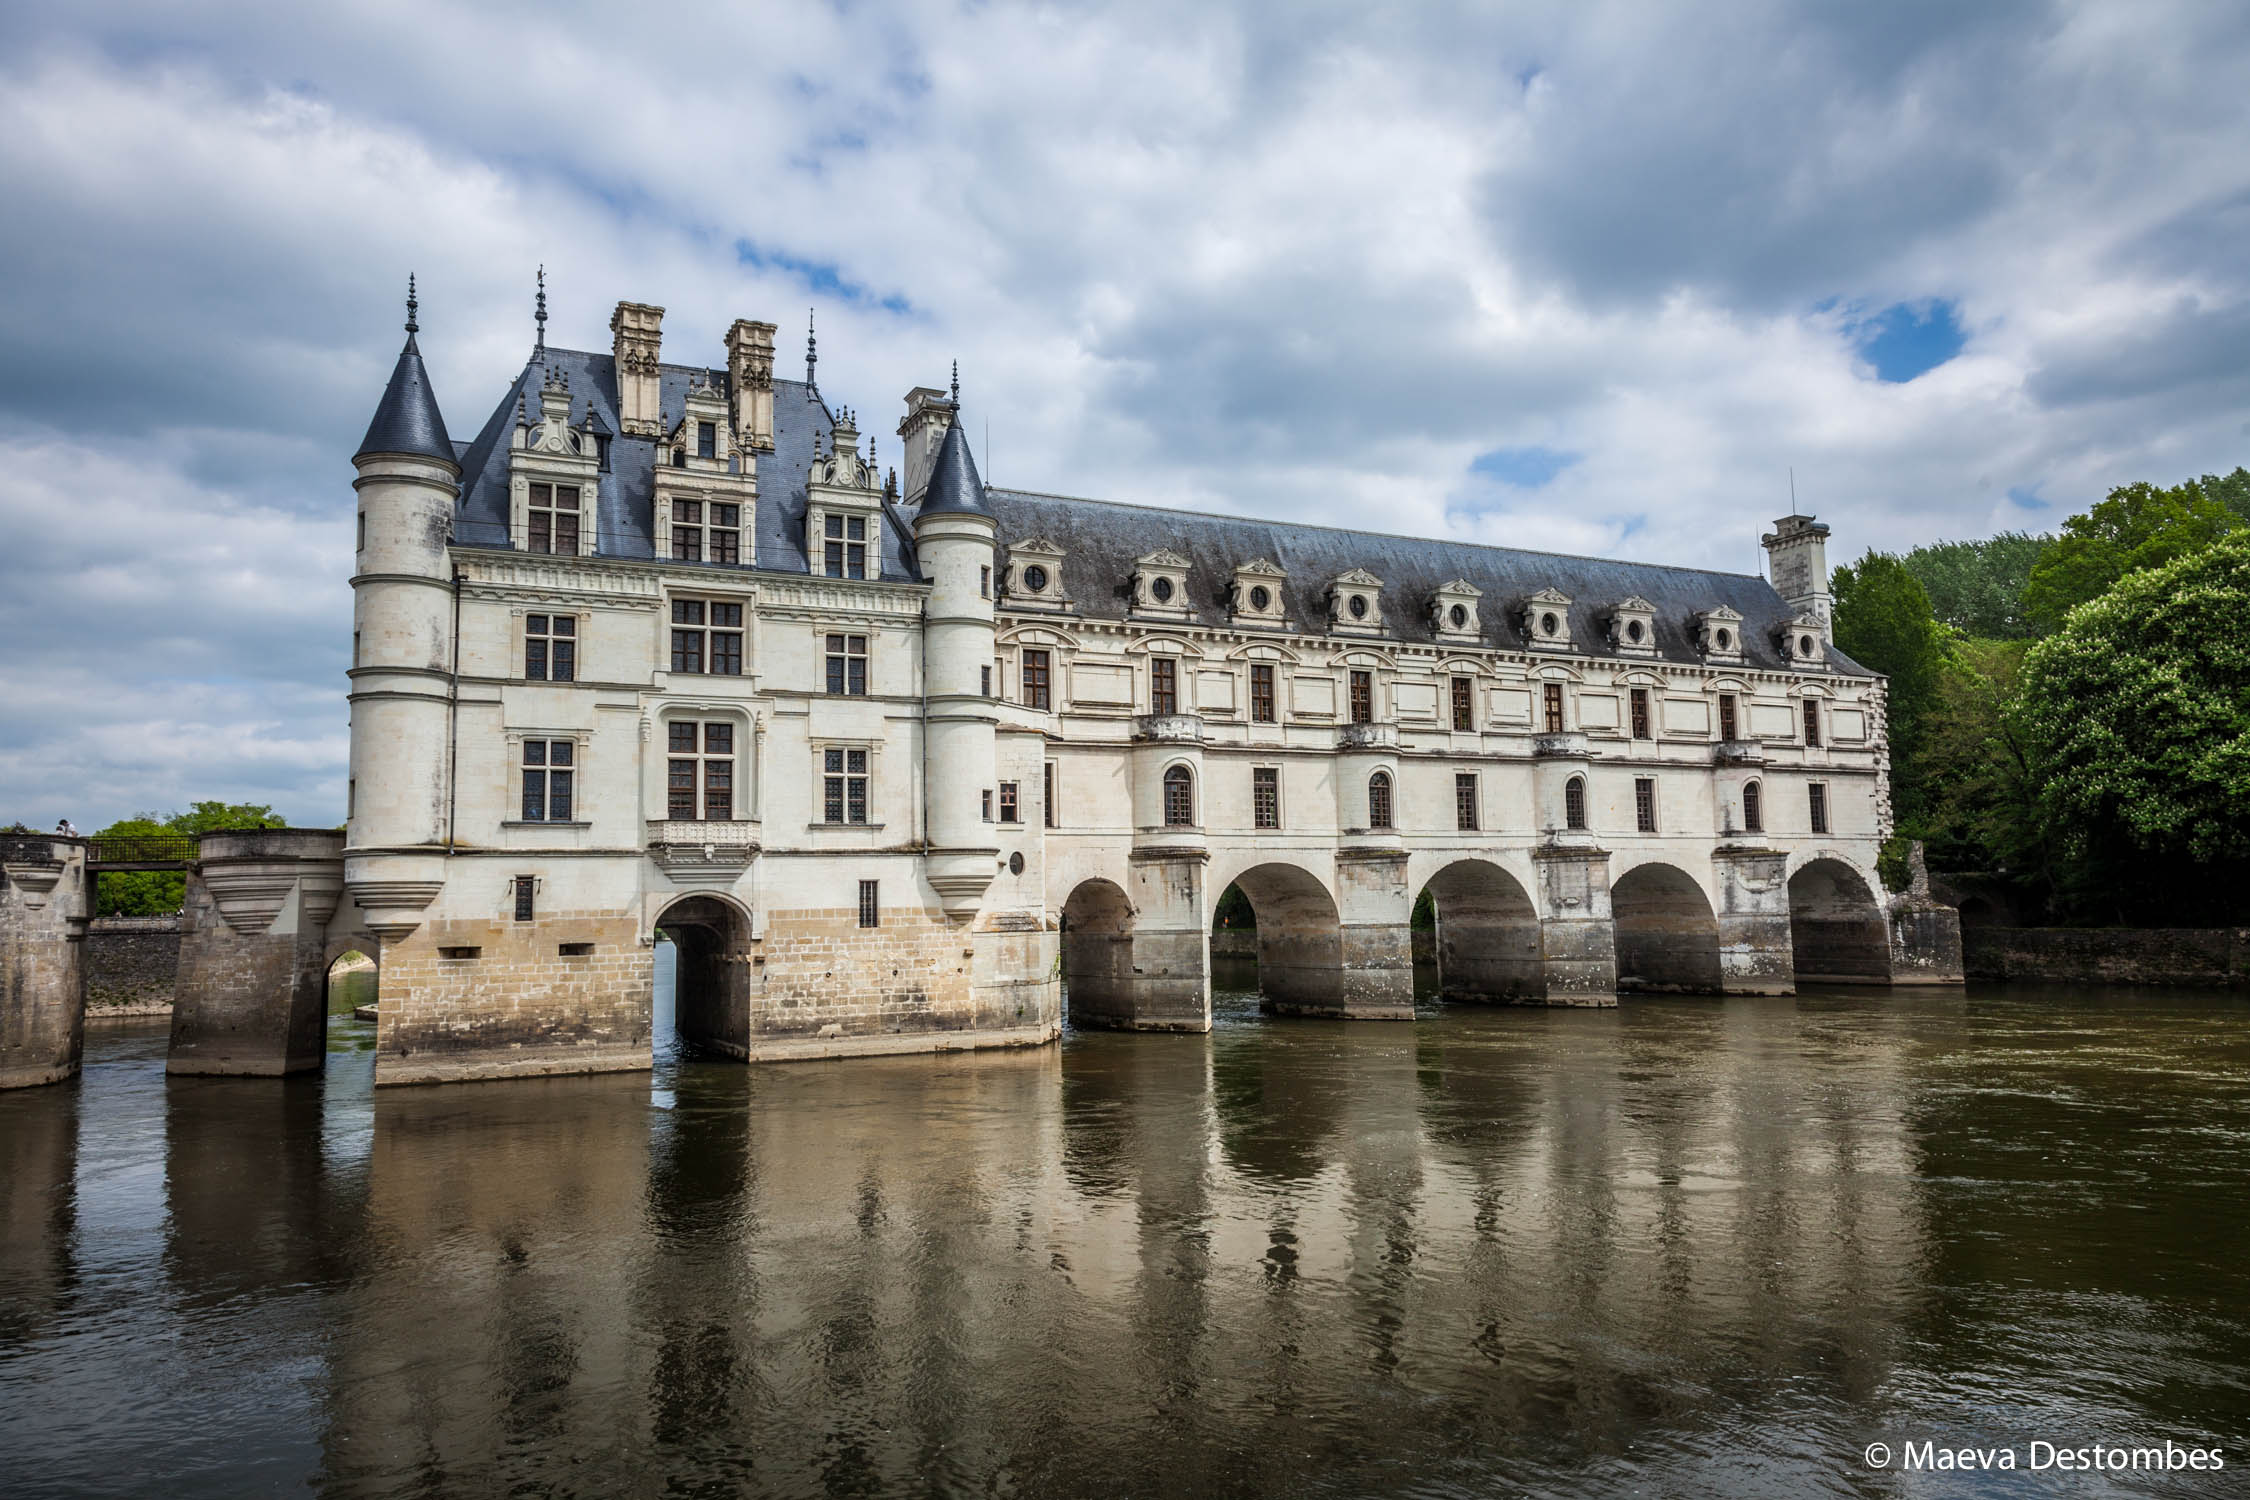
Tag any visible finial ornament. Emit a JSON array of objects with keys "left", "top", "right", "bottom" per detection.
[
  {"left": 806, "top": 307, "right": 818, "bottom": 390},
  {"left": 534, "top": 265, "right": 547, "bottom": 357},
  {"left": 950, "top": 359, "right": 959, "bottom": 405},
  {"left": 406, "top": 274, "right": 419, "bottom": 335}
]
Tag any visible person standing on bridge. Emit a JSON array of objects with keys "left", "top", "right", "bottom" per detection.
[{"left": 54, "top": 818, "right": 77, "bottom": 838}]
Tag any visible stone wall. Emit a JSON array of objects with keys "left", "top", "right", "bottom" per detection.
[
  {"left": 1964, "top": 926, "right": 2250, "bottom": 987},
  {"left": 84, "top": 915, "right": 180, "bottom": 1011},
  {"left": 1, "top": 835, "right": 89, "bottom": 1089}
]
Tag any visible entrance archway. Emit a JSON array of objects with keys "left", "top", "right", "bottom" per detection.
[
  {"left": 1224, "top": 863, "right": 1343, "bottom": 1015},
  {"left": 1060, "top": 878, "right": 1136, "bottom": 1028},
  {"left": 1419, "top": 859, "right": 1544, "bottom": 1003},
  {"left": 1788, "top": 859, "right": 1891, "bottom": 984},
  {"left": 656, "top": 895, "right": 751, "bottom": 1059},
  {"left": 1611, "top": 862, "right": 1723, "bottom": 994}
]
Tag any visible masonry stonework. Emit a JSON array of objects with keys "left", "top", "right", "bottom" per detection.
[
  {"left": 0, "top": 836, "right": 89, "bottom": 1090},
  {"left": 84, "top": 915, "right": 181, "bottom": 1012}
]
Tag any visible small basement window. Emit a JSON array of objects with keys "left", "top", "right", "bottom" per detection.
[
  {"left": 439, "top": 946, "right": 482, "bottom": 961},
  {"left": 558, "top": 942, "right": 594, "bottom": 957}
]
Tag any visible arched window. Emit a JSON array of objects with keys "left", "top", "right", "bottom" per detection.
[
  {"left": 1162, "top": 765, "right": 1194, "bottom": 827},
  {"left": 1742, "top": 779, "right": 1763, "bottom": 834},
  {"left": 1368, "top": 770, "right": 1394, "bottom": 830},
  {"left": 1564, "top": 775, "right": 1587, "bottom": 830}
]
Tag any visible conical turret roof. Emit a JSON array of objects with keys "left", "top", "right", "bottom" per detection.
[
  {"left": 356, "top": 288, "right": 455, "bottom": 464},
  {"left": 916, "top": 415, "right": 989, "bottom": 519}
]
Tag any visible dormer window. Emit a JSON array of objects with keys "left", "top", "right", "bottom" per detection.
[
  {"left": 1431, "top": 580, "right": 1482, "bottom": 643},
  {"left": 1131, "top": 550, "right": 1194, "bottom": 617},
  {"left": 672, "top": 446, "right": 686, "bottom": 468},
  {"left": 1522, "top": 588, "right": 1573, "bottom": 650},
  {"left": 1327, "top": 569, "right": 1385, "bottom": 635},
  {"left": 697, "top": 421, "right": 716, "bottom": 460},
  {"left": 1608, "top": 596, "right": 1657, "bottom": 658},
  {"left": 1697, "top": 606, "right": 1745, "bottom": 663},
  {"left": 1003, "top": 539, "right": 1069, "bottom": 609},
  {"left": 671, "top": 499, "right": 741, "bottom": 565},
  {"left": 1230, "top": 559, "right": 1289, "bottom": 628},
  {"left": 528, "top": 483, "right": 580, "bottom": 555},
  {"left": 1779, "top": 613, "right": 1827, "bottom": 670},
  {"left": 823, "top": 514, "right": 868, "bottom": 579}
]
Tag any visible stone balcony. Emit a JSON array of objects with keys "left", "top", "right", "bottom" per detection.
[
  {"left": 1713, "top": 739, "right": 1766, "bottom": 766},
  {"left": 646, "top": 819, "right": 761, "bottom": 884},
  {"left": 1336, "top": 721, "right": 1397, "bottom": 751},
  {"left": 1533, "top": 731, "right": 1590, "bottom": 759},
  {"left": 1131, "top": 713, "right": 1207, "bottom": 744}
]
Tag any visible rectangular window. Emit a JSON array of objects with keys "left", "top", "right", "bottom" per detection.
[
  {"left": 1451, "top": 676, "right": 1474, "bottom": 732},
  {"left": 1253, "top": 767, "right": 1280, "bottom": 830},
  {"left": 672, "top": 500, "right": 742, "bottom": 566},
  {"left": 527, "top": 482, "right": 581, "bottom": 555},
  {"left": 667, "top": 720, "right": 735, "bottom": 820},
  {"left": 823, "top": 748, "right": 870, "bottom": 824},
  {"left": 1809, "top": 783, "right": 1829, "bottom": 834},
  {"left": 1250, "top": 663, "right": 1276, "bottom": 723},
  {"left": 858, "top": 879, "right": 879, "bottom": 929},
  {"left": 697, "top": 421, "right": 716, "bottom": 460},
  {"left": 981, "top": 664, "right": 992, "bottom": 697},
  {"left": 521, "top": 740, "right": 574, "bottom": 822},
  {"left": 357, "top": 512, "right": 365, "bottom": 552},
  {"left": 1044, "top": 762, "right": 1057, "bottom": 828},
  {"left": 525, "top": 613, "right": 576, "bottom": 682},
  {"left": 1454, "top": 772, "right": 1479, "bottom": 831},
  {"left": 999, "top": 781, "right": 1019, "bottom": 823},
  {"left": 1803, "top": 699, "right": 1822, "bottom": 747},
  {"left": 1022, "top": 649, "right": 1051, "bottom": 711},
  {"left": 824, "top": 633, "right": 868, "bottom": 696},
  {"left": 669, "top": 599, "right": 740, "bottom": 675},
  {"left": 1349, "top": 670, "right": 1374, "bottom": 725},
  {"left": 1718, "top": 693, "right": 1738, "bottom": 741},
  {"left": 1150, "top": 657, "right": 1178, "bottom": 716},
  {"left": 821, "top": 514, "right": 868, "bottom": 579},
  {"left": 672, "top": 499, "right": 703, "bottom": 562},
  {"left": 513, "top": 876, "right": 534, "bottom": 923},
  {"left": 980, "top": 565, "right": 991, "bottom": 599},
  {"left": 1368, "top": 772, "right": 1393, "bottom": 830},
  {"left": 1543, "top": 682, "right": 1565, "bottom": 733},
  {"left": 1630, "top": 688, "right": 1651, "bottom": 740},
  {"left": 982, "top": 788, "right": 994, "bottom": 822},
  {"left": 1634, "top": 777, "right": 1657, "bottom": 833}
]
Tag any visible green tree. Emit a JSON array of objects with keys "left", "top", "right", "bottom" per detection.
[
  {"left": 2014, "top": 532, "right": 2250, "bottom": 922},
  {"left": 92, "top": 802, "right": 289, "bottom": 916},
  {"left": 1831, "top": 551, "right": 1946, "bottom": 827},
  {"left": 2020, "top": 479, "right": 2239, "bottom": 634},
  {"left": 2197, "top": 466, "right": 2250, "bottom": 524},
  {"left": 1914, "top": 638, "right": 2043, "bottom": 879},
  {"left": 1898, "top": 532, "right": 2049, "bottom": 639}
]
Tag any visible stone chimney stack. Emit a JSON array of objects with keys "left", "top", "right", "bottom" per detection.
[
  {"left": 610, "top": 301, "right": 664, "bottom": 437},
  {"left": 726, "top": 318, "right": 777, "bottom": 453},
  {"left": 896, "top": 385, "right": 954, "bottom": 506},
  {"left": 1762, "top": 513, "right": 1834, "bottom": 639}
]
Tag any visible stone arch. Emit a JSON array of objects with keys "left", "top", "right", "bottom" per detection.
[
  {"left": 655, "top": 893, "right": 751, "bottom": 1059},
  {"left": 1787, "top": 857, "right": 1891, "bottom": 984},
  {"left": 1218, "top": 861, "right": 1344, "bottom": 1016},
  {"left": 1611, "top": 861, "right": 1723, "bottom": 994},
  {"left": 319, "top": 939, "right": 379, "bottom": 1019},
  {"left": 1060, "top": 877, "right": 1136, "bottom": 1027},
  {"left": 1419, "top": 859, "right": 1543, "bottom": 1003}
]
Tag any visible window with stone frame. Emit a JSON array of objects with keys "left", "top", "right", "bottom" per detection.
[
  {"left": 1252, "top": 766, "right": 1280, "bottom": 830},
  {"left": 1044, "top": 762, "right": 1058, "bottom": 828},
  {"left": 1021, "top": 649, "right": 1052, "bottom": 711},
  {"left": 824, "top": 633, "right": 868, "bottom": 696},
  {"left": 1367, "top": 770, "right": 1394, "bottom": 830},
  {"left": 1454, "top": 772, "right": 1479, "bottom": 831},
  {"left": 697, "top": 421, "right": 717, "bottom": 460},
  {"left": 513, "top": 875, "right": 535, "bottom": 922},
  {"left": 666, "top": 721, "right": 735, "bottom": 821},
  {"left": 858, "top": 879, "right": 879, "bottom": 928},
  {"left": 999, "top": 780, "right": 1020, "bottom": 824},
  {"left": 1451, "top": 676, "right": 1475, "bottom": 732},
  {"left": 1349, "top": 669, "right": 1374, "bottom": 725},
  {"left": 521, "top": 739, "right": 575, "bottom": 822},
  {"left": 1630, "top": 688, "right": 1652, "bottom": 740},
  {"left": 526, "top": 614, "right": 575, "bottom": 682},
  {"left": 1543, "top": 682, "right": 1565, "bottom": 733},
  {"left": 1250, "top": 663, "right": 1277, "bottom": 723},
  {"left": 1718, "top": 693, "right": 1739, "bottom": 741},
  {"left": 1634, "top": 777, "right": 1657, "bottom": 833},
  {"left": 1151, "top": 656, "right": 1178, "bottom": 716},
  {"left": 1163, "top": 765, "right": 1194, "bottom": 827},
  {"left": 527, "top": 482, "right": 581, "bottom": 555},
  {"left": 822, "top": 514, "right": 870, "bottom": 579},
  {"left": 670, "top": 599, "right": 743, "bottom": 675},
  {"left": 672, "top": 499, "right": 742, "bottom": 564},
  {"left": 1808, "top": 782, "right": 1829, "bottom": 834},
  {"left": 1742, "top": 779, "right": 1763, "bottom": 833},
  {"left": 1803, "top": 699, "right": 1822, "bottom": 747},
  {"left": 822, "top": 748, "right": 870, "bottom": 824},
  {"left": 1564, "top": 775, "right": 1587, "bottom": 830}
]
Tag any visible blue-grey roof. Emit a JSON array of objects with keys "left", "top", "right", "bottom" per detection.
[
  {"left": 915, "top": 418, "right": 991, "bottom": 519},
  {"left": 985, "top": 488, "right": 1870, "bottom": 676},
  {"left": 356, "top": 333, "right": 455, "bottom": 464}
]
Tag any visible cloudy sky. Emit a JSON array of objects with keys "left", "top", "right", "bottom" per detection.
[{"left": 3, "top": 1, "right": 2247, "bottom": 829}]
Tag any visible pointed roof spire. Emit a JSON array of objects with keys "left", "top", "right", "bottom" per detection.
[
  {"left": 805, "top": 307, "right": 818, "bottom": 392},
  {"left": 915, "top": 407, "right": 991, "bottom": 520},
  {"left": 357, "top": 275, "right": 455, "bottom": 465},
  {"left": 534, "top": 264, "right": 547, "bottom": 358}
]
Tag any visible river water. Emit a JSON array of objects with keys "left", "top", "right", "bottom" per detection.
[{"left": 3, "top": 961, "right": 2247, "bottom": 1498}]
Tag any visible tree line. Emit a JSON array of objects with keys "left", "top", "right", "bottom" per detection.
[{"left": 1833, "top": 467, "right": 2250, "bottom": 925}]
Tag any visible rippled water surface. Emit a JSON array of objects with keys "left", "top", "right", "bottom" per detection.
[{"left": 4, "top": 963, "right": 2248, "bottom": 1498}]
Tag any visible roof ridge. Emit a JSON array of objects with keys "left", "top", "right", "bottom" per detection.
[{"left": 986, "top": 486, "right": 1770, "bottom": 585}]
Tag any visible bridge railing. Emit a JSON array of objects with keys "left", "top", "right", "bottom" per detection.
[{"left": 86, "top": 833, "right": 201, "bottom": 866}]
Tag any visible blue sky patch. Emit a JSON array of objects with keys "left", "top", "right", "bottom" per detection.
[
  {"left": 1841, "top": 298, "right": 1967, "bottom": 383},
  {"left": 2006, "top": 485, "right": 2050, "bottom": 511},
  {"left": 734, "top": 241, "right": 913, "bottom": 315},
  {"left": 1471, "top": 445, "right": 1579, "bottom": 488}
]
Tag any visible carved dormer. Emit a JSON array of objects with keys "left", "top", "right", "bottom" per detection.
[
  {"left": 1004, "top": 537, "right": 1070, "bottom": 610},
  {"left": 658, "top": 374, "right": 731, "bottom": 475},
  {"left": 1522, "top": 588, "right": 1573, "bottom": 651},
  {"left": 805, "top": 407, "right": 879, "bottom": 580},
  {"left": 1327, "top": 569, "right": 1385, "bottom": 635},
  {"left": 1431, "top": 580, "right": 1482, "bottom": 643},
  {"left": 1608, "top": 595, "right": 1657, "bottom": 657},
  {"left": 1229, "top": 559, "right": 1289, "bottom": 629},
  {"left": 1697, "top": 605, "right": 1745, "bottom": 664},
  {"left": 1131, "top": 549, "right": 1195, "bottom": 619},
  {"left": 1778, "top": 612, "right": 1828, "bottom": 671},
  {"left": 508, "top": 365, "right": 599, "bottom": 557}
]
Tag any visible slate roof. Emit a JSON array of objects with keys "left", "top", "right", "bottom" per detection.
[
  {"left": 356, "top": 333, "right": 454, "bottom": 463},
  {"left": 918, "top": 419, "right": 990, "bottom": 517},
  {"left": 984, "top": 488, "right": 1871, "bottom": 677}
]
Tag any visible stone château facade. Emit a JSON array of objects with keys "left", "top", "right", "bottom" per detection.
[{"left": 337, "top": 285, "right": 1950, "bottom": 1086}]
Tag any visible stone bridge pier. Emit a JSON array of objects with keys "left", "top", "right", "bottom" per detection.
[{"left": 2, "top": 834, "right": 92, "bottom": 1089}]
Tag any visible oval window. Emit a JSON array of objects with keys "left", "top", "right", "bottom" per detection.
[
  {"left": 1799, "top": 634, "right": 1814, "bottom": 656},
  {"left": 1249, "top": 585, "right": 1271, "bottom": 611},
  {"left": 1349, "top": 594, "right": 1369, "bottom": 620},
  {"left": 1152, "top": 576, "right": 1175, "bottom": 603},
  {"left": 1715, "top": 628, "right": 1732, "bottom": 650},
  {"left": 1023, "top": 564, "right": 1049, "bottom": 593},
  {"left": 1541, "top": 611, "right": 1560, "bottom": 636},
  {"left": 1008, "top": 851, "right": 1025, "bottom": 876},
  {"left": 1449, "top": 603, "right": 1468, "bottom": 628},
  {"left": 1626, "top": 619, "right": 1644, "bottom": 643}
]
